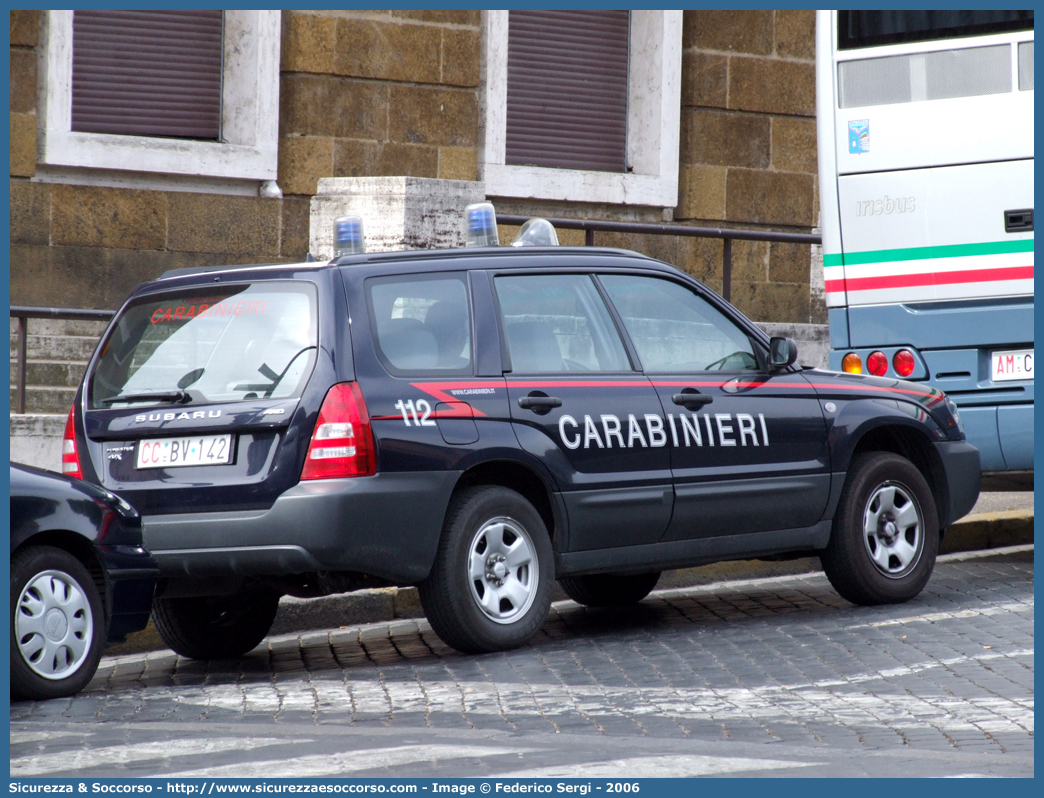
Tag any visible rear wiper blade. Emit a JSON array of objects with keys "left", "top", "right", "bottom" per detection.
[{"left": 101, "top": 390, "right": 191, "bottom": 405}]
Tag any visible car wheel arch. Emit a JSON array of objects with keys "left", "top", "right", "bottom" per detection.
[
  {"left": 451, "top": 459, "right": 559, "bottom": 544},
  {"left": 844, "top": 423, "right": 949, "bottom": 532},
  {"left": 12, "top": 530, "right": 109, "bottom": 618}
]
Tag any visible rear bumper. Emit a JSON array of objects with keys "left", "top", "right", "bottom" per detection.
[
  {"left": 96, "top": 544, "right": 159, "bottom": 641},
  {"left": 141, "top": 471, "right": 459, "bottom": 583},
  {"left": 959, "top": 405, "right": 1033, "bottom": 473},
  {"left": 934, "top": 441, "right": 981, "bottom": 528}
]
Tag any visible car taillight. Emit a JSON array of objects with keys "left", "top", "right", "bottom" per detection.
[
  {"left": 93, "top": 500, "right": 117, "bottom": 540},
  {"left": 301, "top": 382, "right": 375, "bottom": 480},
  {"left": 867, "top": 351, "right": 888, "bottom": 376},
  {"left": 842, "top": 353, "right": 863, "bottom": 374},
  {"left": 893, "top": 349, "right": 916, "bottom": 377},
  {"left": 62, "top": 405, "right": 83, "bottom": 479}
]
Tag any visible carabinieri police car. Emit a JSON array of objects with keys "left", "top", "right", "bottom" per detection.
[{"left": 65, "top": 207, "right": 981, "bottom": 658}]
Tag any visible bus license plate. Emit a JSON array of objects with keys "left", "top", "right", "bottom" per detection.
[
  {"left": 991, "top": 349, "right": 1034, "bottom": 382},
  {"left": 136, "top": 435, "right": 233, "bottom": 469}
]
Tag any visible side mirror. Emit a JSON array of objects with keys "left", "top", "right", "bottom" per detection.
[{"left": 769, "top": 337, "right": 798, "bottom": 370}]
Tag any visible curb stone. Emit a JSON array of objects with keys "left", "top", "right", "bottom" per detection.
[
  {"left": 103, "top": 509, "right": 1033, "bottom": 656},
  {"left": 937, "top": 508, "right": 1034, "bottom": 554}
]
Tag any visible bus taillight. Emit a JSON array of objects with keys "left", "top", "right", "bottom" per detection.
[
  {"left": 893, "top": 349, "right": 916, "bottom": 377},
  {"left": 867, "top": 351, "right": 888, "bottom": 376},
  {"left": 842, "top": 353, "right": 863, "bottom": 374}
]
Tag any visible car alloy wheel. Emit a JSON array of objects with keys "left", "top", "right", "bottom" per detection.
[
  {"left": 821, "top": 451, "right": 939, "bottom": 606},
  {"left": 862, "top": 481, "right": 923, "bottom": 578},
  {"left": 467, "top": 516, "right": 539, "bottom": 624},
  {"left": 419, "top": 485, "right": 554, "bottom": 654}
]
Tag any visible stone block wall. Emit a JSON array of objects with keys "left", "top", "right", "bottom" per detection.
[
  {"left": 278, "top": 10, "right": 481, "bottom": 197},
  {"left": 676, "top": 10, "right": 820, "bottom": 323},
  {"left": 10, "top": 10, "right": 39, "bottom": 179},
  {"left": 8, "top": 11, "right": 311, "bottom": 310},
  {"left": 10, "top": 9, "right": 820, "bottom": 324},
  {"left": 487, "top": 11, "right": 820, "bottom": 325},
  {"left": 10, "top": 181, "right": 309, "bottom": 309}
]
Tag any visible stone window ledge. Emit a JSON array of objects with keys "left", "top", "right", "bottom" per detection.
[
  {"left": 482, "top": 10, "right": 682, "bottom": 207},
  {"left": 39, "top": 10, "right": 281, "bottom": 182}
]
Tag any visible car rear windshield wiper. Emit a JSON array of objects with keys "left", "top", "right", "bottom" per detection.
[{"left": 101, "top": 390, "right": 191, "bottom": 405}]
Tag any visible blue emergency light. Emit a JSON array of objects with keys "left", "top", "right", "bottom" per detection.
[
  {"left": 334, "top": 216, "right": 365, "bottom": 256},
  {"left": 464, "top": 202, "right": 499, "bottom": 247}
]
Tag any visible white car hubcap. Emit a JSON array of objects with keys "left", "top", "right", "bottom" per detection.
[{"left": 15, "top": 570, "right": 94, "bottom": 680}]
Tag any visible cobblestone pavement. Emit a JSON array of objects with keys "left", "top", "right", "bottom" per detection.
[{"left": 10, "top": 548, "right": 1033, "bottom": 778}]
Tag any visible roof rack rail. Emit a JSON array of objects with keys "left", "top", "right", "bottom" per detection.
[{"left": 158, "top": 261, "right": 320, "bottom": 280}]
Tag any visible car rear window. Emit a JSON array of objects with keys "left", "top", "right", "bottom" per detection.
[
  {"left": 89, "top": 282, "right": 318, "bottom": 409},
  {"left": 366, "top": 273, "right": 472, "bottom": 376}
]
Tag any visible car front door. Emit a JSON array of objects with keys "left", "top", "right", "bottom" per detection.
[
  {"left": 598, "top": 272, "right": 831, "bottom": 541},
  {"left": 493, "top": 272, "right": 673, "bottom": 551}
]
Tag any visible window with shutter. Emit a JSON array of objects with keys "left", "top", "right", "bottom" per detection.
[
  {"left": 506, "top": 11, "right": 629, "bottom": 172},
  {"left": 72, "top": 11, "right": 223, "bottom": 140},
  {"left": 482, "top": 11, "right": 682, "bottom": 206},
  {"left": 40, "top": 11, "right": 280, "bottom": 182}
]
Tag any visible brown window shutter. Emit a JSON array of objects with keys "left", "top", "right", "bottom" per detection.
[
  {"left": 506, "top": 10, "right": 629, "bottom": 172},
  {"left": 72, "top": 10, "right": 223, "bottom": 140}
]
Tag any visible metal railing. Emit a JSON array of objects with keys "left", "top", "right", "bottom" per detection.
[
  {"left": 9, "top": 220, "right": 821, "bottom": 414},
  {"left": 10, "top": 306, "right": 114, "bottom": 414},
  {"left": 498, "top": 215, "right": 821, "bottom": 303}
]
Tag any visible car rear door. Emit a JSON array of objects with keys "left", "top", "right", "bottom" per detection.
[
  {"left": 345, "top": 268, "right": 513, "bottom": 472},
  {"left": 492, "top": 271, "right": 673, "bottom": 551}
]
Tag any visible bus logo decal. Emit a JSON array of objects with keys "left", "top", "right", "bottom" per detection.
[
  {"left": 848, "top": 119, "right": 869, "bottom": 154},
  {"left": 856, "top": 195, "right": 916, "bottom": 217}
]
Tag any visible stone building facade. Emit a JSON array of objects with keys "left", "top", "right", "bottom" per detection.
[{"left": 10, "top": 9, "right": 821, "bottom": 324}]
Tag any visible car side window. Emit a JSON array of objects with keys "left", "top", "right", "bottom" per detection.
[
  {"left": 599, "top": 274, "right": 760, "bottom": 372},
  {"left": 494, "top": 274, "right": 631, "bottom": 373},
  {"left": 367, "top": 273, "right": 472, "bottom": 375}
]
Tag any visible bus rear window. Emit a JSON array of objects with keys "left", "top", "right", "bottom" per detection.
[
  {"left": 839, "top": 11, "right": 1033, "bottom": 50},
  {"left": 90, "top": 282, "right": 318, "bottom": 409}
]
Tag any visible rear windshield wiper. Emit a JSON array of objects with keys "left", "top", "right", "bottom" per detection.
[
  {"left": 234, "top": 346, "right": 317, "bottom": 397},
  {"left": 101, "top": 390, "right": 191, "bottom": 405}
]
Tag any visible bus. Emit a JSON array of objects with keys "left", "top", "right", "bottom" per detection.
[{"left": 816, "top": 10, "right": 1034, "bottom": 476}]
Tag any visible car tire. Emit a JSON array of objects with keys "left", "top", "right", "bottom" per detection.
[
  {"left": 419, "top": 486, "right": 554, "bottom": 654},
  {"left": 821, "top": 451, "right": 939, "bottom": 606},
  {"left": 152, "top": 588, "right": 280, "bottom": 660},
  {"left": 559, "top": 572, "right": 661, "bottom": 607},
  {"left": 11, "top": 546, "right": 106, "bottom": 701}
]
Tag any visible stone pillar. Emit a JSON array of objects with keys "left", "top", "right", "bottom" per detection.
[
  {"left": 808, "top": 227, "right": 827, "bottom": 325},
  {"left": 309, "top": 176, "right": 487, "bottom": 260}
]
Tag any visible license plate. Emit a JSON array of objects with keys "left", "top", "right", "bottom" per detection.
[
  {"left": 136, "top": 434, "right": 233, "bottom": 469},
  {"left": 991, "top": 349, "right": 1034, "bottom": 382}
]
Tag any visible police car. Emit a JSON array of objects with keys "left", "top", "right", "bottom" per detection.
[{"left": 65, "top": 206, "right": 981, "bottom": 658}]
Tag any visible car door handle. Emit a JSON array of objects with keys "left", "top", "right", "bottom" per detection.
[
  {"left": 672, "top": 393, "right": 713, "bottom": 407},
  {"left": 518, "top": 396, "right": 562, "bottom": 410}
]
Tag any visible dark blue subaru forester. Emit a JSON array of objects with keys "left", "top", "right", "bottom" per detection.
[{"left": 67, "top": 225, "right": 981, "bottom": 659}]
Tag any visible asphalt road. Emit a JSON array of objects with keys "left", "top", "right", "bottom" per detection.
[{"left": 10, "top": 546, "right": 1033, "bottom": 779}]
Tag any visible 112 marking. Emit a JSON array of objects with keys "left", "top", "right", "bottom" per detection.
[{"left": 395, "top": 399, "right": 436, "bottom": 426}]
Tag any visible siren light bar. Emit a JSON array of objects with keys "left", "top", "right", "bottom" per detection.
[{"left": 334, "top": 216, "right": 365, "bottom": 256}]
